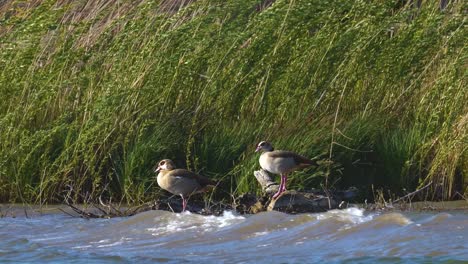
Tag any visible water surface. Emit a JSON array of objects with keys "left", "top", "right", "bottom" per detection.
[{"left": 1, "top": 207, "right": 467, "bottom": 263}]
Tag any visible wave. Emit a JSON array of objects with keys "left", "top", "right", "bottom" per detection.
[{"left": 1, "top": 208, "right": 466, "bottom": 263}]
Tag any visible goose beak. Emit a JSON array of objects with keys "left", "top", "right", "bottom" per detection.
[
  {"left": 155, "top": 166, "right": 161, "bottom": 173},
  {"left": 255, "top": 146, "right": 261, "bottom": 152}
]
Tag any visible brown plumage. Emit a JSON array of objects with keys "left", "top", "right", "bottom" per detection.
[
  {"left": 255, "top": 141, "right": 317, "bottom": 199},
  {"left": 154, "top": 159, "right": 215, "bottom": 212}
]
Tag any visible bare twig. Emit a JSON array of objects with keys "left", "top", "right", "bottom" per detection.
[
  {"left": 393, "top": 181, "right": 433, "bottom": 204},
  {"left": 167, "top": 202, "right": 175, "bottom": 213},
  {"left": 321, "top": 183, "right": 333, "bottom": 209},
  {"left": 58, "top": 208, "right": 77, "bottom": 218}
]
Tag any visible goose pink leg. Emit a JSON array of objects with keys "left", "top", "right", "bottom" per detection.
[
  {"left": 181, "top": 195, "right": 187, "bottom": 212},
  {"left": 273, "top": 174, "right": 286, "bottom": 199},
  {"left": 281, "top": 174, "right": 288, "bottom": 192}
]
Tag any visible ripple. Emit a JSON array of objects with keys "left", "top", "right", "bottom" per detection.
[{"left": 1, "top": 209, "right": 467, "bottom": 263}]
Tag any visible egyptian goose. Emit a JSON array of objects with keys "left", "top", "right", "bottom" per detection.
[
  {"left": 154, "top": 159, "right": 216, "bottom": 212},
  {"left": 255, "top": 141, "right": 317, "bottom": 199}
]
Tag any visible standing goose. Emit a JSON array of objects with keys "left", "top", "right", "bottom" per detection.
[
  {"left": 154, "top": 159, "right": 216, "bottom": 212},
  {"left": 255, "top": 141, "right": 317, "bottom": 199}
]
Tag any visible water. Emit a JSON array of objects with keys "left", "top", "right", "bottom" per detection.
[{"left": 1, "top": 207, "right": 467, "bottom": 263}]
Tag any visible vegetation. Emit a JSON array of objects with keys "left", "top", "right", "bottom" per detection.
[{"left": 0, "top": 0, "right": 466, "bottom": 204}]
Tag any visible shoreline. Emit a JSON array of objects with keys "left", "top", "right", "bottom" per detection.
[{"left": 1, "top": 200, "right": 467, "bottom": 218}]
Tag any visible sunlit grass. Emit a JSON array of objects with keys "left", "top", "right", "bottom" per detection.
[{"left": 0, "top": 0, "right": 466, "bottom": 203}]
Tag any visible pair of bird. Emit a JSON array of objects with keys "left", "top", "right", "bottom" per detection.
[{"left": 154, "top": 141, "right": 317, "bottom": 212}]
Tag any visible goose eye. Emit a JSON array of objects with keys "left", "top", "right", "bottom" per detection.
[{"left": 160, "top": 161, "right": 165, "bottom": 165}]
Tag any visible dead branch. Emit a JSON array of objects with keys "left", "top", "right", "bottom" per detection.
[
  {"left": 393, "top": 181, "right": 433, "bottom": 204},
  {"left": 253, "top": 169, "right": 279, "bottom": 194}
]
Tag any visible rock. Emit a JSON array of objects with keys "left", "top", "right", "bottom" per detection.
[
  {"left": 250, "top": 201, "right": 267, "bottom": 214},
  {"left": 234, "top": 193, "right": 259, "bottom": 214},
  {"left": 267, "top": 190, "right": 344, "bottom": 214},
  {"left": 253, "top": 169, "right": 355, "bottom": 214}
]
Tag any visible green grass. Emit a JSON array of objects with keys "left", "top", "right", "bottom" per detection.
[{"left": 0, "top": 0, "right": 466, "bottom": 204}]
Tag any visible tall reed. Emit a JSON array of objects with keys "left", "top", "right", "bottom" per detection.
[{"left": 0, "top": 0, "right": 465, "bottom": 203}]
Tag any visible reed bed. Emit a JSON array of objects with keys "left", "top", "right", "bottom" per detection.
[{"left": 0, "top": 0, "right": 466, "bottom": 203}]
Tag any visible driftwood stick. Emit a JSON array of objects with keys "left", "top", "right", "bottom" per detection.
[
  {"left": 254, "top": 169, "right": 279, "bottom": 194},
  {"left": 58, "top": 208, "right": 77, "bottom": 218},
  {"left": 393, "top": 181, "right": 433, "bottom": 204}
]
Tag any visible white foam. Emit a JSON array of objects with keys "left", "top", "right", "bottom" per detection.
[
  {"left": 147, "top": 211, "right": 245, "bottom": 236},
  {"left": 72, "top": 245, "right": 92, "bottom": 249},
  {"left": 97, "top": 241, "right": 123, "bottom": 248},
  {"left": 202, "top": 211, "right": 246, "bottom": 229},
  {"left": 31, "top": 236, "right": 68, "bottom": 242},
  {"left": 96, "top": 237, "right": 130, "bottom": 248},
  {"left": 252, "top": 231, "right": 269, "bottom": 237},
  {"left": 90, "top": 239, "right": 110, "bottom": 244},
  {"left": 256, "top": 243, "right": 272, "bottom": 247},
  {"left": 317, "top": 207, "right": 374, "bottom": 225}
]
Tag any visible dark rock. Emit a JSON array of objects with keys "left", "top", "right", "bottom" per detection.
[
  {"left": 252, "top": 169, "right": 356, "bottom": 214},
  {"left": 234, "top": 193, "right": 258, "bottom": 214},
  {"left": 267, "top": 190, "right": 344, "bottom": 214}
]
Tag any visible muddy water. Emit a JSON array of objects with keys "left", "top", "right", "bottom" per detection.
[{"left": 0, "top": 207, "right": 467, "bottom": 263}]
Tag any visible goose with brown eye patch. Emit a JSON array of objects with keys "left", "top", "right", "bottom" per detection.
[
  {"left": 255, "top": 141, "right": 317, "bottom": 199},
  {"left": 154, "top": 159, "right": 216, "bottom": 212}
]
